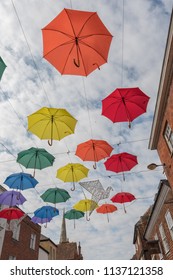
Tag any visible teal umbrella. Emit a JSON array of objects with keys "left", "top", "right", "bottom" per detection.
[
  {"left": 17, "top": 147, "right": 55, "bottom": 177},
  {"left": 64, "top": 209, "right": 84, "bottom": 228},
  {"left": 41, "top": 187, "right": 71, "bottom": 207},
  {"left": 0, "top": 57, "right": 6, "bottom": 80}
]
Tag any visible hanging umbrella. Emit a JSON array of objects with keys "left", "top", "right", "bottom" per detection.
[
  {"left": 31, "top": 216, "right": 52, "bottom": 225},
  {"left": 101, "top": 87, "right": 150, "bottom": 128},
  {"left": 3, "top": 172, "right": 38, "bottom": 190},
  {"left": 17, "top": 147, "right": 55, "bottom": 177},
  {"left": 79, "top": 180, "right": 113, "bottom": 215},
  {"left": 0, "top": 207, "right": 24, "bottom": 220},
  {"left": 33, "top": 205, "right": 59, "bottom": 227},
  {"left": 111, "top": 192, "right": 136, "bottom": 213},
  {"left": 27, "top": 107, "right": 77, "bottom": 146},
  {"left": 0, "top": 57, "right": 6, "bottom": 81},
  {"left": 56, "top": 163, "right": 89, "bottom": 191},
  {"left": 104, "top": 152, "right": 138, "bottom": 180},
  {"left": 96, "top": 203, "right": 117, "bottom": 222},
  {"left": 64, "top": 209, "right": 84, "bottom": 228},
  {"left": 41, "top": 187, "right": 71, "bottom": 207},
  {"left": 0, "top": 190, "right": 26, "bottom": 207},
  {"left": 75, "top": 139, "right": 113, "bottom": 169},
  {"left": 73, "top": 199, "right": 98, "bottom": 221},
  {"left": 42, "top": 8, "right": 113, "bottom": 77}
]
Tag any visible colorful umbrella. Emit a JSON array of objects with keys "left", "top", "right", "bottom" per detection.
[
  {"left": 27, "top": 107, "right": 77, "bottom": 146},
  {"left": 42, "top": 8, "right": 113, "bottom": 76},
  {"left": 64, "top": 209, "right": 84, "bottom": 228},
  {"left": 0, "top": 190, "right": 26, "bottom": 207},
  {"left": 31, "top": 216, "right": 52, "bottom": 225},
  {"left": 75, "top": 139, "right": 113, "bottom": 169},
  {"left": 0, "top": 57, "right": 6, "bottom": 80},
  {"left": 96, "top": 203, "right": 117, "bottom": 222},
  {"left": 111, "top": 192, "right": 136, "bottom": 213},
  {"left": 33, "top": 205, "right": 59, "bottom": 227},
  {"left": 3, "top": 172, "right": 38, "bottom": 190},
  {"left": 104, "top": 152, "right": 138, "bottom": 180},
  {"left": 73, "top": 199, "right": 98, "bottom": 221},
  {"left": 0, "top": 207, "right": 24, "bottom": 220},
  {"left": 41, "top": 187, "right": 71, "bottom": 207},
  {"left": 56, "top": 163, "right": 89, "bottom": 191},
  {"left": 17, "top": 147, "right": 55, "bottom": 177},
  {"left": 101, "top": 87, "right": 150, "bottom": 128}
]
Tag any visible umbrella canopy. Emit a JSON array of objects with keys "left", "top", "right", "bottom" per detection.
[
  {"left": 56, "top": 163, "right": 89, "bottom": 191},
  {"left": 64, "top": 209, "right": 84, "bottom": 228},
  {"left": 96, "top": 203, "right": 117, "bottom": 222},
  {"left": 0, "top": 57, "right": 6, "bottom": 80},
  {"left": 27, "top": 107, "right": 77, "bottom": 146},
  {"left": 75, "top": 139, "right": 113, "bottom": 169},
  {"left": 31, "top": 216, "right": 52, "bottom": 225},
  {"left": 34, "top": 205, "right": 59, "bottom": 219},
  {"left": 17, "top": 147, "right": 55, "bottom": 177},
  {"left": 0, "top": 190, "right": 26, "bottom": 207},
  {"left": 111, "top": 192, "right": 136, "bottom": 213},
  {"left": 3, "top": 172, "right": 38, "bottom": 190},
  {"left": 0, "top": 207, "right": 24, "bottom": 220},
  {"left": 42, "top": 8, "right": 113, "bottom": 76},
  {"left": 101, "top": 87, "right": 150, "bottom": 128},
  {"left": 104, "top": 152, "right": 138, "bottom": 180},
  {"left": 73, "top": 199, "right": 98, "bottom": 220},
  {"left": 41, "top": 187, "right": 71, "bottom": 206}
]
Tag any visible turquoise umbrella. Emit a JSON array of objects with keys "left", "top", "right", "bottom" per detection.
[
  {"left": 64, "top": 209, "right": 84, "bottom": 228},
  {"left": 0, "top": 57, "right": 6, "bottom": 80}
]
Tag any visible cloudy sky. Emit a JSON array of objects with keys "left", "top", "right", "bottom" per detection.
[{"left": 0, "top": 0, "right": 172, "bottom": 260}]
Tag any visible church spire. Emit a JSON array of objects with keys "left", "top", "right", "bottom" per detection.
[{"left": 59, "top": 209, "right": 68, "bottom": 243}]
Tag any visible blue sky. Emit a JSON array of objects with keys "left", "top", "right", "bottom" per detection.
[{"left": 0, "top": 0, "right": 172, "bottom": 260}]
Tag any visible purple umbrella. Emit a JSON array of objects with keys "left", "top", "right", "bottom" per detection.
[
  {"left": 31, "top": 216, "right": 52, "bottom": 224},
  {"left": 0, "top": 190, "right": 26, "bottom": 207}
]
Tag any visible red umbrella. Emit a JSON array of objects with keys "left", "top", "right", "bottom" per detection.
[
  {"left": 42, "top": 8, "right": 113, "bottom": 76},
  {"left": 0, "top": 207, "right": 24, "bottom": 220},
  {"left": 75, "top": 139, "right": 113, "bottom": 169},
  {"left": 111, "top": 192, "right": 136, "bottom": 213},
  {"left": 104, "top": 152, "right": 138, "bottom": 180},
  {"left": 96, "top": 203, "right": 117, "bottom": 222},
  {"left": 101, "top": 87, "right": 150, "bottom": 128}
]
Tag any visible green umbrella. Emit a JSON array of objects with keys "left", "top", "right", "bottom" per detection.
[
  {"left": 17, "top": 147, "right": 55, "bottom": 177},
  {"left": 64, "top": 209, "right": 84, "bottom": 228},
  {"left": 0, "top": 57, "right": 6, "bottom": 81},
  {"left": 41, "top": 187, "right": 71, "bottom": 207}
]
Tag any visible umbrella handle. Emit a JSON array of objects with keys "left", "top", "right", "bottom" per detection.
[
  {"left": 123, "top": 203, "right": 127, "bottom": 213},
  {"left": 73, "top": 58, "right": 80, "bottom": 67},
  {"left": 71, "top": 182, "right": 75, "bottom": 191},
  {"left": 93, "top": 162, "right": 97, "bottom": 169},
  {"left": 48, "top": 139, "right": 53, "bottom": 146},
  {"left": 93, "top": 63, "right": 100, "bottom": 70}
]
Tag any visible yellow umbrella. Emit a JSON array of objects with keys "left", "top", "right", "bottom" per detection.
[
  {"left": 27, "top": 107, "right": 77, "bottom": 145},
  {"left": 56, "top": 163, "right": 89, "bottom": 191},
  {"left": 73, "top": 199, "right": 98, "bottom": 221}
]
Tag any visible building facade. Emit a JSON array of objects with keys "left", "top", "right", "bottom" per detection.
[{"left": 132, "top": 180, "right": 173, "bottom": 260}]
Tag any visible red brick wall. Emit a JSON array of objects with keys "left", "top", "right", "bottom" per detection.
[
  {"left": 157, "top": 80, "right": 173, "bottom": 188},
  {"left": 0, "top": 216, "right": 41, "bottom": 260}
]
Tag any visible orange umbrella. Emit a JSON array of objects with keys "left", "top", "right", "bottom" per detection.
[
  {"left": 96, "top": 203, "right": 117, "bottom": 222},
  {"left": 75, "top": 139, "right": 113, "bottom": 169},
  {"left": 42, "top": 8, "right": 113, "bottom": 76}
]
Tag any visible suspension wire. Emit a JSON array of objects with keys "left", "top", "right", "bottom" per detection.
[
  {"left": 11, "top": 0, "right": 51, "bottom": 107},
  {"left": 121, "top": 0, "right": 125, "bottom": 87},
  {"left": 0, "top": 142, "right": 23, "bottom": 172}
]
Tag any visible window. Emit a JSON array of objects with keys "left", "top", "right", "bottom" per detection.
[
  {"left": 159, "top": 223, "right": 170, "bottom": 254},
  {"left": 9, "top": 255, "right": 16, "bottom": 260},
  {"left": 165, "top": 210, "right": 173, "bottom": 240},
  {"left": 30, "top": 233, "right": 36, "bottom": 250},
  {"left": 11, "top": 221, "right": 20, "bottom": 241},
  {"left": 164, "top": 122, "right": 173, "bottom": 153}
]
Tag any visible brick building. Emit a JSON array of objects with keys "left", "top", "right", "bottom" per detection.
[
  {"left": 132, "top": 180, "right": 173, "bottom": 260},
  {"left": 148, "top": 8, "right": 173, "bottom": 186}
]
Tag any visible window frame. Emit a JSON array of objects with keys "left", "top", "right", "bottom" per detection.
[
  {"left": 30, "top": 233, "right": 36, "bottom": 250},
  {"left": 163, "top": 121, "right": 173, "bottom": 154},
  {"left": 159, "top": 223, "right": 170, "bottom": 254},
  {"left": 165, "top": 210, "right": 173, "bottom": 240}
]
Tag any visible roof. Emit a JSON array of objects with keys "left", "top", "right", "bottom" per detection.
[{"left": 149, "top": 9, "right": 173, "bottom": 149}]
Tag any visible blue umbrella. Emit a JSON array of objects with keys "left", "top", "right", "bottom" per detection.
[
  {"left": 0, "top": 190, "right": 26, "bottom": 206},
  {"left": 3, "top": 172, "right": 38, "bottom": 190},
  {"left": 34, "top": 205, "right": 59, "bottom": 219}
]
